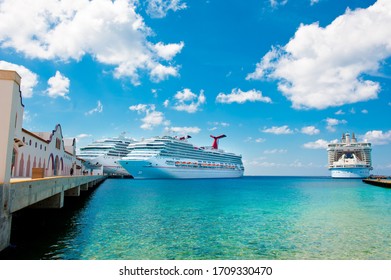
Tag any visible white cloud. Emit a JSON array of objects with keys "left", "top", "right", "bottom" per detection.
[
  {"left": 172, "top": 88, "right": 206, "bottom": 113},
  {"left": 129, "top": 104, "right": 149, "bottom": 113},
  {"left": 247, "top": 0, "right": 391, "bottom": 109},
  {"left": 76, "top": 133, "right": 92, "bottom": 139},
  {"left": 264, "top": 149, "right": 287, "bottom": 154},
  {"left": 164, "top": 126, "right": 201, "bottom": 136},
  {"left": 146, "top": 0, "right": 187, "bottom": 18},
  {"left": 270, "top": 0, "right": 288, "bottom": 8},
  {"left": 153, "top": 41, "right": 184, "bottom": 60},
  {"left": 163, "top": 99, "right": 169, "bottom": 107},
  {"left": 46, "top": 71, "right": 70, "bottom": 99},
  {"left": 325, "top": 118, "right": 347, "bottom": 132},
  {"left": 150, "top": 64, "right": 180, "bottom": 83},
  {"left": 244, "top": 137, "right": 266, "bottom": 143},
  {"left": 303, "top": 139, "right": 329, "bottom": 149},
  {"left": 0, "top": 0, "right": 182, "bottom": 85},
  {"left": 129, "top": 103, "right": 168, "bottom": 130},
  {"left": 85, "top": 100, "right": 103, "bottom": 116},
  {"left": 22, "top": 110, "right": 34, "bottom": 124},
  {"left": 361, "top": 109, "right": 368, "bottom": 114},
  {"left": 141, "top": 110, "right": 166, "bottom": 130},
  {"left": 335, "top": 109, "right": 345, "bottom": 115},
  {"left": 301, "top": 125, "right": 320, "bottom": 135},
  {"left": 361, "top": 130, "right": 391, "bottom": 145},
  {"left": 262, "top": 125, "right": 293, "bottom": 134},
  {"left": 0, "top": 60, "right": 38, "bottom": 98},
  {"left": 216, "top": 88, "right": 272, "bottom": 104},
  {"left": 207, "top": 121, "right": 230, "bottom": 131},
  {"left": 310, "top": 0, "right": 319, "bottom": 5}
]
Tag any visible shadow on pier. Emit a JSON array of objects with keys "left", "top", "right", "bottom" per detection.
[{"left": 0, "top": 180, "right": 101, "bottom": 260}]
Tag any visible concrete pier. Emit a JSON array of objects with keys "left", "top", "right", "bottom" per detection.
[
  {"left": 363, "top": 178, "right": 391, "bottom": 188},
  {"left": 0, "top": 175, "right": 106, "bottom": 252},
  {"left": 0, "top": 70, "right": 109, "bottom": 253},
  {"left": 10, "top": 175, "right": 106, "bottom": 212}
]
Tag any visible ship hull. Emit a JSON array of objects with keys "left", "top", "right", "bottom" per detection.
[
  {"left": 330, "top": 167, "right": 370, "bottom": 178},
  {"left": 80, "top": 155, "right": 131, "bottom": 176},
  {"left": 119, "top": 158, "right": 243, "bottom": 179}
]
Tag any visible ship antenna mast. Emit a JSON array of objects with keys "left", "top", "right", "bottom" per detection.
[{"left": 210, "top": 134, "right": 226, "bottom": 149}]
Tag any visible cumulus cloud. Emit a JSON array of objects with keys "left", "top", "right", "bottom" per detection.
[
  {"left": 261, "top": 125, "right": 293, "bottom": 134},
  {"left": 310, "top": 0, "right": 319, "bottom": 5},
  {"left": 301, "top": 126, "right": 320, "bottom": 135},
  {"left": 146, "top": 0, "right": 187, "bottom": 18},
  {"left": 0, "top": 60, "right": 38, "bottom": 98},
  {"left": 46, "top": 71, "right": 70, "bottom": 99},
  {"left": 172, "top": 88, "right": 206, "bottom": 113},
  {"left": 153, "top": 41, "right": 184, "bottom": 60},
  {"left": 0, "top": 0, "right": 183, "bottom": 85},
  {"left": 361, "top": 130, "right": 391, "bottom": 145},
  {"left": 164, "top": 126, "right": 201, "bottom": 136},
  {"left": 129, "top": 103, "right": 169, "bottom": 130},
  {"left": 85, "top": 100, "right": 103, "bottom": 116},
  {"left": 216, "top": 88, "right": 272, "bottom": 104},
  {"left": 325, "top": 118, "right": 347, "bottom": 132},
  {"left": 247, "top": 0, "right": 391, "bottom": 109},
  {"left": 303, "top": 139, "right": 329, "bottom": 149}
]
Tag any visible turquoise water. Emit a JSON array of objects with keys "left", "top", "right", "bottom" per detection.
[{"left": 4, "top": 177, "right": 391, "bottom": 259}]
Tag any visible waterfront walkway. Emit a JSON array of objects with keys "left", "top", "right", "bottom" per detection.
[
  {"left": 1, "top": 175, "right": 106, "bottom": 252},
  {"left": 9, "top": 175, "right": 106, "bottom": 212}
]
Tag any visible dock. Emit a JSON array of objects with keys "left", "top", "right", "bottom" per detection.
[
  {"left": 1, "top": 70, "right": 108, "bottom": 253},
  {"left": 1, "top": 175, "right": 106, "bottom": 252},
  {"left": 9, "top": 175, "right": 106, "bottom": 213},
  {"left": 362, "top": 178, "right": 391, "bottom": 188}
]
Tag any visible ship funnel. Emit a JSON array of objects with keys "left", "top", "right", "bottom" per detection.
[{"left": 210, "top": 134, "right": 226, "bottom": 149}]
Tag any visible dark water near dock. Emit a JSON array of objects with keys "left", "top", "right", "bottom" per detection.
[{"left": 2, "top": 176, "right": 391, "bottom": 260}]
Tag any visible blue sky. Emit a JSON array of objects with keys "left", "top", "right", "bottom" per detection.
[{"left": 1, "top": 0, "right": 390, "bottom": 176}]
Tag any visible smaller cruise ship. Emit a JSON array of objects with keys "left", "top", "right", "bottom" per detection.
[
  {"left": 78, "top": 134, "right": 136, "bottom": 176},
  {"left": 327, "top": 132, "right": 372, "bottom": 178}
]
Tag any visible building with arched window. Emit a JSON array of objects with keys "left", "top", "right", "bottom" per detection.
[{"left": 1, "top": 69, "right": 85, "bottom": 179}]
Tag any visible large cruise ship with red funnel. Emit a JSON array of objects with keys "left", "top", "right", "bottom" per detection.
[{"left": 119, "top": 135, "right": 244, "bottom": 179}]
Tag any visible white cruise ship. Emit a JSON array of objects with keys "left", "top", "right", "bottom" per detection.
[
  {"left": 327, "top": 133, "right": 372, "bottom": 178},
  {"left": 118, "top": 135, "right": 244, "bottom": 179},
  {"left": 78, "top": 134, "right": 136, "bottom": 176}
]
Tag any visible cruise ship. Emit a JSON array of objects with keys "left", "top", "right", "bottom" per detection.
[
  {"left": 78, "top": 135, "right": 136, "bottom": 176},
  {"left": 327, "top": 132, "right": 372, "bottom": 178},
  {"left": 118, "top": 135, "right": 244, "bottom": 179}
]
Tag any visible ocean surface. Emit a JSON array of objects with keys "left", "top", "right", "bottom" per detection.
[{"left": 2, "top": 176, "right": 391, "bottom": 260}]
